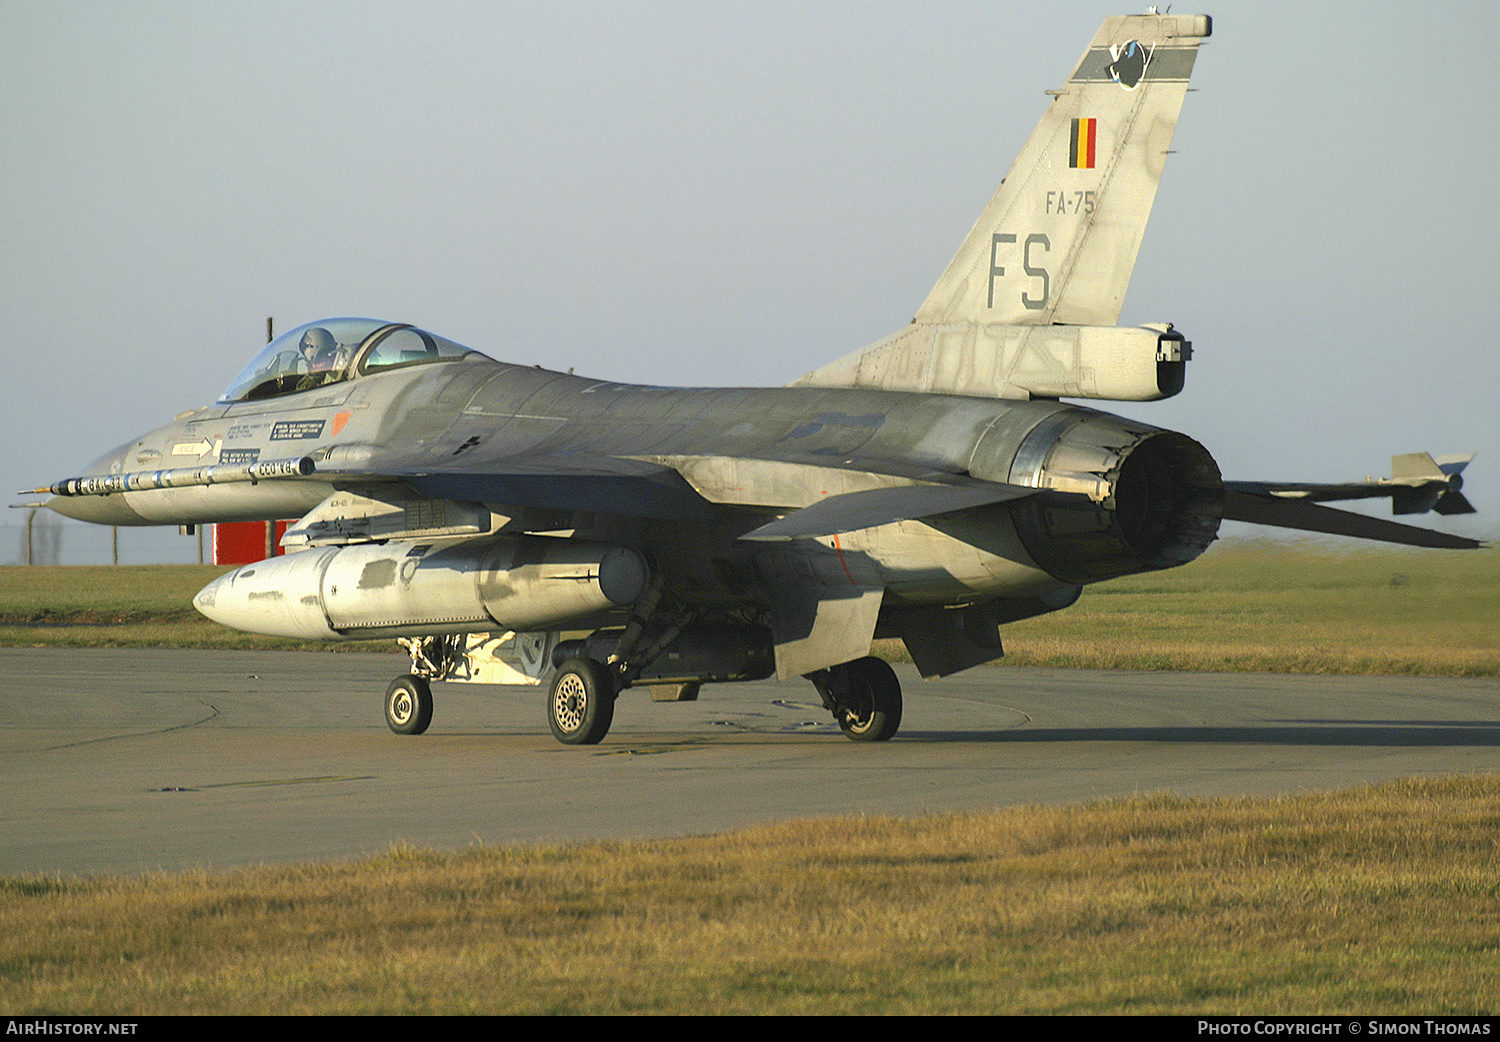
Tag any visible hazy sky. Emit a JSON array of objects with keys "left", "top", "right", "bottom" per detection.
[{"left": 4, "top": 0, "right": 1496, "bottom": 553}]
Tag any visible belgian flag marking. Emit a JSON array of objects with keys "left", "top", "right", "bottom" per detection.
[{"left": 1070, "top": 117, "right": 1097, "bottom": 169}]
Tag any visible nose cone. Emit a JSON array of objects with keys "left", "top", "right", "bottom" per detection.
[
  {"left": 44, "top": 493, "right": 144, "bottom": 526},
  {"left": 38, "top": 442, "right": 144, "bottom": 525}
]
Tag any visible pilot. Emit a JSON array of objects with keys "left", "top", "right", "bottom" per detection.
[{"left": 295, "top": 327, "right": 343, "bottom": 390}]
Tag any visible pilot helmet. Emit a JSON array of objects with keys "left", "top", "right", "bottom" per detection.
[{"left": 299, "top": 327, "right": 337, "bottom": 356}]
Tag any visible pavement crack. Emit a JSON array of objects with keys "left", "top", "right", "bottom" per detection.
[{"left": 41, "top": 700, "right": 221, "bottom": 751}]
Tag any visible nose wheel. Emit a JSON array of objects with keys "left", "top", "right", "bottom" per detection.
[{"left": 385, "top": 674, "right": 434, "bottom": 735}]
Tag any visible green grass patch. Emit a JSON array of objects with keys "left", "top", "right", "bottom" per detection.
[
  {"left": 878, "top": 540, "right": 1500, "bottom": 676},
  {"left": 2, "top": 542, "right": 1497, "bottom": 672},
  {"left": 3, "top": 777, "right": 1498, "bottom": 1014},
  {"left": 0, "top": 565, "right": 385, "bottom": 651}
]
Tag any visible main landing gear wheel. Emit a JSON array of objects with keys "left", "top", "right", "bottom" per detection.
[
  {"left": 835, "top": 657, "right": 903, "bottom": 742},
  {"left": 385, "top": 674, "right": 433, "bottom": 735},
  {"left": 548, "top": 658, "right": 617, "bottom": 745}
]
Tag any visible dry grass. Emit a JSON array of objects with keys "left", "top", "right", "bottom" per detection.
[{"left": 3, "top": 776, "right": 1498, "bottom": 1014}]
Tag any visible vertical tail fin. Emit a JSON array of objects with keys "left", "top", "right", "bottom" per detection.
[
  {"left": 794, "top": 14, "right": 1211, "bottom": 403},
  {"left": 918, "top": 13, "right": 1211, "bottom": 326}
]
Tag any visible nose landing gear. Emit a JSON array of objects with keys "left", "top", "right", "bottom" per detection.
[{"left": 385, "top": 674, "right": 434, "bottom": 735}]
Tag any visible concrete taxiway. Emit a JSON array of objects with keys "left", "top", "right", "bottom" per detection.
[{"left": 2, "top": 647, "right": 1496, "bottom": 876}]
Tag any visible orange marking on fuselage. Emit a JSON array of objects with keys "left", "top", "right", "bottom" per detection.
[{"left": 832, "top": 533, "right": 857, "bottom": 585}]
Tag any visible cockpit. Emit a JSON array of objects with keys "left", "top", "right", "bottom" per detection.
[{"left": 219, "top": 318, "right": 487, "bottom": 403}]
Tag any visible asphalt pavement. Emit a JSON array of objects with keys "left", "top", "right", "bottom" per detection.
[{"left": 2, "top": 647, "right": 1496, "bottom": 876}]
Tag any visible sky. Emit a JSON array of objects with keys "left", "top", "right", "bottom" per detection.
[{"left": 3, "top": 0, "right": 1496, "bottom": 561}]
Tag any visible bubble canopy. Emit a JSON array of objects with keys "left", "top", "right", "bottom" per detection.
[{"left": 219, "top": 318, "right": 487, "bottom": 403}]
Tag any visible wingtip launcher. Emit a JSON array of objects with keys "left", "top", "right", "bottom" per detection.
[{"left": 35, "top": 455, "right": 317, "bottom": 498}]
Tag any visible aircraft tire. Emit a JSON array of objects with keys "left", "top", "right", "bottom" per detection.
[
  {"left": 385, "top": 674, "right": 434, "bottom": 735},
  {"left": 837, "top": 656, "right": 902, "bottom": 742},
  {"left": 548, "top": 658, "right": 616, "bottom": 745}
]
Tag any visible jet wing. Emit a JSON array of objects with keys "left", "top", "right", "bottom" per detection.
[{"left": 1221, "top": 491, "right": 1481, "bottom": 550}]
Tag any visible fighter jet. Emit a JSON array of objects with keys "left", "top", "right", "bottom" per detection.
[{"left": 32, "top": 13, "right": 1480, "bottom": 745}]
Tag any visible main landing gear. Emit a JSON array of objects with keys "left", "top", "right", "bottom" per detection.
[
  {"left": 807, "top": 656, "right": 903, "bottom": 742},
  {"left": 546, "top": 658, "right": 617, "bottom": 745},
  {"left": 380, "top": 642, "right": 903, "bottom": 745}
]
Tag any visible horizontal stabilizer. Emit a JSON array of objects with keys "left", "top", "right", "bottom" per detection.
[
  {"left": 1222, "top": 491, "right": 1483, "bottom": 550},
  {"left": 740, "top": 481, "right": 1035, "bottom": 541}
]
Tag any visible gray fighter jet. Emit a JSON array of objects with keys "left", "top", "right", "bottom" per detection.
[{"left": 32, "top": 13, "right": 1480, "bottom": 745}]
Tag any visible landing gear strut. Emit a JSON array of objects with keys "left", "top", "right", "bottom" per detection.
[{"left": 808, "top": 656, "right": 903, "bottom": 742}]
